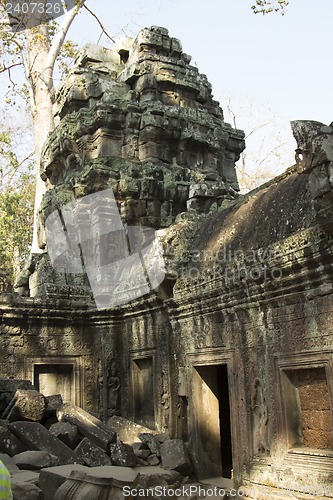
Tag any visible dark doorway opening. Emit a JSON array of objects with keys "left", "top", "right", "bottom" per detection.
[
  {"left": 217, "top": 364, "right": 233, "bottom": 478},
  {"left": 132, "top": 357, "right": 155, "bottom": 428},
  {"left": 194, "top": 363, "right": 233, "bottom": 479}
]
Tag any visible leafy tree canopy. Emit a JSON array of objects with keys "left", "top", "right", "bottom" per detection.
[{"left": 252, "top": 0, "right": 289, "bottom": 15}]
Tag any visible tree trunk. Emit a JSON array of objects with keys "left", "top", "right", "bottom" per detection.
[{"left": 26, "top": 24, "right": 55, "bottom": 253}]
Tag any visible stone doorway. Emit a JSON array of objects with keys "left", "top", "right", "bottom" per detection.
[
  {"left": 34, "top": 363, "right": 74, "bottom": 402},
  {"left": 192, "top": 363, "right": 233, "bottom": 479},
  {"left": 25, "top": 356, "right": 83, "bottom": 407},
  {"left": 132, "top": 357, "right": 155, "bottom": 428}
]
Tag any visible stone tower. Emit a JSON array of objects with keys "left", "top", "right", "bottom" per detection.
[{"left": 19, "top": 26, "right": 245, "bottom": 301}]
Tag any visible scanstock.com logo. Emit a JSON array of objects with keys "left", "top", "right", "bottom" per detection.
[
  {"left": 45, "top": 189, "right": 166, "bottom": 310},
  {"left": 2, "top": 1, "right": 77, "bottom": 32}
]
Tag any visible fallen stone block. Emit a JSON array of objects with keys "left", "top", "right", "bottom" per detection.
[
  {"left": 154, "top": 432, "right": 171, "bottom": 443},
  {"left": 139, "top": 433, "right": 161, "bottom": 457},
  {"left": 86, "top": 465, "right": 139, "bottom": 485},
  {"left": 0, "top": 452, "right": 20, "bottom": 474},
  {"left": 57, "top": 403, "right": 116, "bottom": 453},
  {"left": 44, "top": 394, "right": 63, "bottom": 417},
  {"left": 13, "top": 450, "right": 59, "bottom": 470},
  {"left": 54, "top": 466, "right": 140, "bottom": 499},
  {"left": 3, "top": 390, "right": 46, "bottom": 422},
  {"left": 38, "top": 464, "right": 89, "bottom": 498},
  {"left": 74, "top": 438, "right": 112, "bottom": 467},
  {"left": 8, "top": 421, "right": 83, "bottom": 466},
  {"left": 109, "top": 443, "right": 137, "bottom": 467},
  {"left": 136, "top": 457, "right": 148, "bottom": 466},
  {"left": 11, "top": 470, "right": 39, "bottom": 484},
  {"left": 0, "top": 420, "right": 27, "bottom": 457},
  {"left": 147, "top": 454, "right": 159, "bottom": 466},
  {"left": 134, "top": 449, "right": 150, "bottom": 459},
  {"left": 12, "top": 481, "right": 43, "bottom": 500},
  {"left": 160, "top": 439, "right": 192, "bottom": 475},
  {"left": 11, "top": 470, "right": 42, "bottom": 500},
  {"left": 0, "top": 380, "right": 35, "bottom": 416},
  {"left": 134, "top": 466, "right": 183, "bottom": 489},
  {"left": 132, "top": 441, "right": 148, "bottom": 451},
  {"left": 50, "top": 422, "right": 79, "bottom": 449},
  {"left": 107, "top": 415, "right": 159, "bottom": 443}
]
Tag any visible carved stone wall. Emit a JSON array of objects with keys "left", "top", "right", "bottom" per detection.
[{"left": 1, "top": 26, "right": 333, "bottom": 497}]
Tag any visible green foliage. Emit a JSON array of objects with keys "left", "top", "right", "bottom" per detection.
[
  {"left": 0, "top": 126, "right": 34, "bottom": 290},
  {"left": 252, "top": 0, "right": 289, "bottom": 15}
]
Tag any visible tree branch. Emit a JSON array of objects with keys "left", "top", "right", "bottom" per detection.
[
  {"left": 0, "top": 61, "right": 22, "bottom": 74},
  {"left": 83, "top": 4, "right": 115, "bottom": 43},
  {"left": 44, "top": 0, "right": 86, "bottom": 88}
]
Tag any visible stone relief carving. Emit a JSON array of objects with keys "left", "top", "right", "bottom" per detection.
[
  {"left": 106, "top": 359, "right": 121, "bottom": 417},
  {"left": 252, "top": 378, "right": 269, "bottom": 455}
]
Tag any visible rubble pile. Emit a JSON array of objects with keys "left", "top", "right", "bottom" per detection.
[{"left": 0, "top": 386, "right": 194, "bottom": 499}]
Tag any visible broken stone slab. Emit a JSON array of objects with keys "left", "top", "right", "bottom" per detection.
[
  {"left": 160, "top": 439, "right": 192, "bottom": 475},
  {"left": 50, "top": 422, "right": 79, "bottom": 449},
  {"left": 0, "top": 380, "right": 35, "bottom": 416},
  {"left": 139, "top": 433, "right": 161, "bottom": 457},
  {"left": 11, "top": 470, "right": 39, "bottom": 484},
  {"left": 8, "top": 421, "right": 83, "bottom": 466},
  {"left": 134, "top": 449, "right": 150, "bottom": 459},
  {"left": 0, "top": 452, "right": 20, "bottom": 474},
  {"left": 85, "top": 465, "right": 139, "bottom": 485},
  {"left": 74, "top": 438, "right": 112, "bottom": 467},
  {"left": 13, "top": 450, "right": 59, "bottom": 470},
  {"left": 0, "top": 421, "right": 27, "bottom": 456},
  {"left": 38, "top": 464, "right": 89, "bottom": 498},
  {"left": 134, "top": 466, "right": 183, "bottom": 489},
  {"left": 12, "top": 481, "right": 43, "bottom": 500},
  {"left": 3, "top": 390, "right": 46, "bottom": 422},
  {"left": 11, "top": 470, "right": 42, "bottom": 500},
  {"left": 107, "top": 415, "right": 159, "bottom": 443},
  {"left": 136, "top": 457, "right": 148, "bottom": 466},
  {"left": 44, "top": 394, "right": 63, "bottom": 417},
  {"left": 147, "top": 454, "right": 159, "bottom": 466},
  {"left": 54, "top": 466, "right": 140, "bottom": 499},
  {"left": 154, "top": 432, "right": 171, "bottom": 443},
  {"left": 57, "top": 403, "right": 116, "bottom": 453},
  {"left": 109, "top": 443, "right": 137, "bottom": 467}
]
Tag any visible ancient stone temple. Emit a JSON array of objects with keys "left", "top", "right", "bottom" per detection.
[{"left": 1, "top": 25, "right": 333, "bottom": 496}]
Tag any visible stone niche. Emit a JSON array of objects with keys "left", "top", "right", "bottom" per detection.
[{"left": 282, "top": 367, "right": 333, "bottom": 450}]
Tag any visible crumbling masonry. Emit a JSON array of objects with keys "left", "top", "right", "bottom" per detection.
[{"left": 1, "top": 26, "right": 333, "bottom": 495}]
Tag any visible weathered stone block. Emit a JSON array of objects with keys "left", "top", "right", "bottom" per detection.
[
  {"left": 4, "top": 390, "right": 46, "bottom": 422},
  {"left": 38, "top": 464, "right": 89, "bottom": 498},
  {"left": 57, "top": 403, "right": 116, "bottom": 453},
  {"left": 13, "top": 450, "right": 59, "bottom": 470},
  {"left": 135, "top": 466, "right": 182, "bottom": 488},
  {"left": 0, "top": 421, "right": 27, "bottom": 456},
  {"left": 54, "top": 465, "right": 141, "bottom": 499},
  {"left": 74, "top": 438, "right": 112, "bottom": 467},
  {"left": 11, "top": 470, "right": 42, "bottom": 500},
  {"left": 139, "top": 433, "right": 161, "bottom": 457},
  {"left": 109, "top": 443, "right": 137, "bottom": 467},
  {"left": 8, "top": 422, "right": 83, "bottom": 465},
  {"left": 0, "top": 452, "right": 20, "bottom": 474},
  {"left": 147, "top": 454, "right": 159, "bottom": 466},
  {"left": 49, "top": 422, "right": 79, "bottom": 449},
  {"left": 0, "top": 380, "right": 35, "bottom": 415},
  {"left": 44, "top": 394, "right": 63, "bottom": 417},
  {"left": 12, "top": 481, "right": 43, "bottom": 500},
  {"left": 160, "top": 439, "right": 192, "bottom": 475}
]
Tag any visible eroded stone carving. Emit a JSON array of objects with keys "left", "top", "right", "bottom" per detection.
[
  {"left": 292, "top": 120, "right": 333, "bottom": 234},
  {"left": 252, "top": 378, "right": 269, "bottom": 455}
]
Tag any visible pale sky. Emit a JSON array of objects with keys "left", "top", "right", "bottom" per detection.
[{"left": 68, "top": 0, "right": 332, "bottom": 126}]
